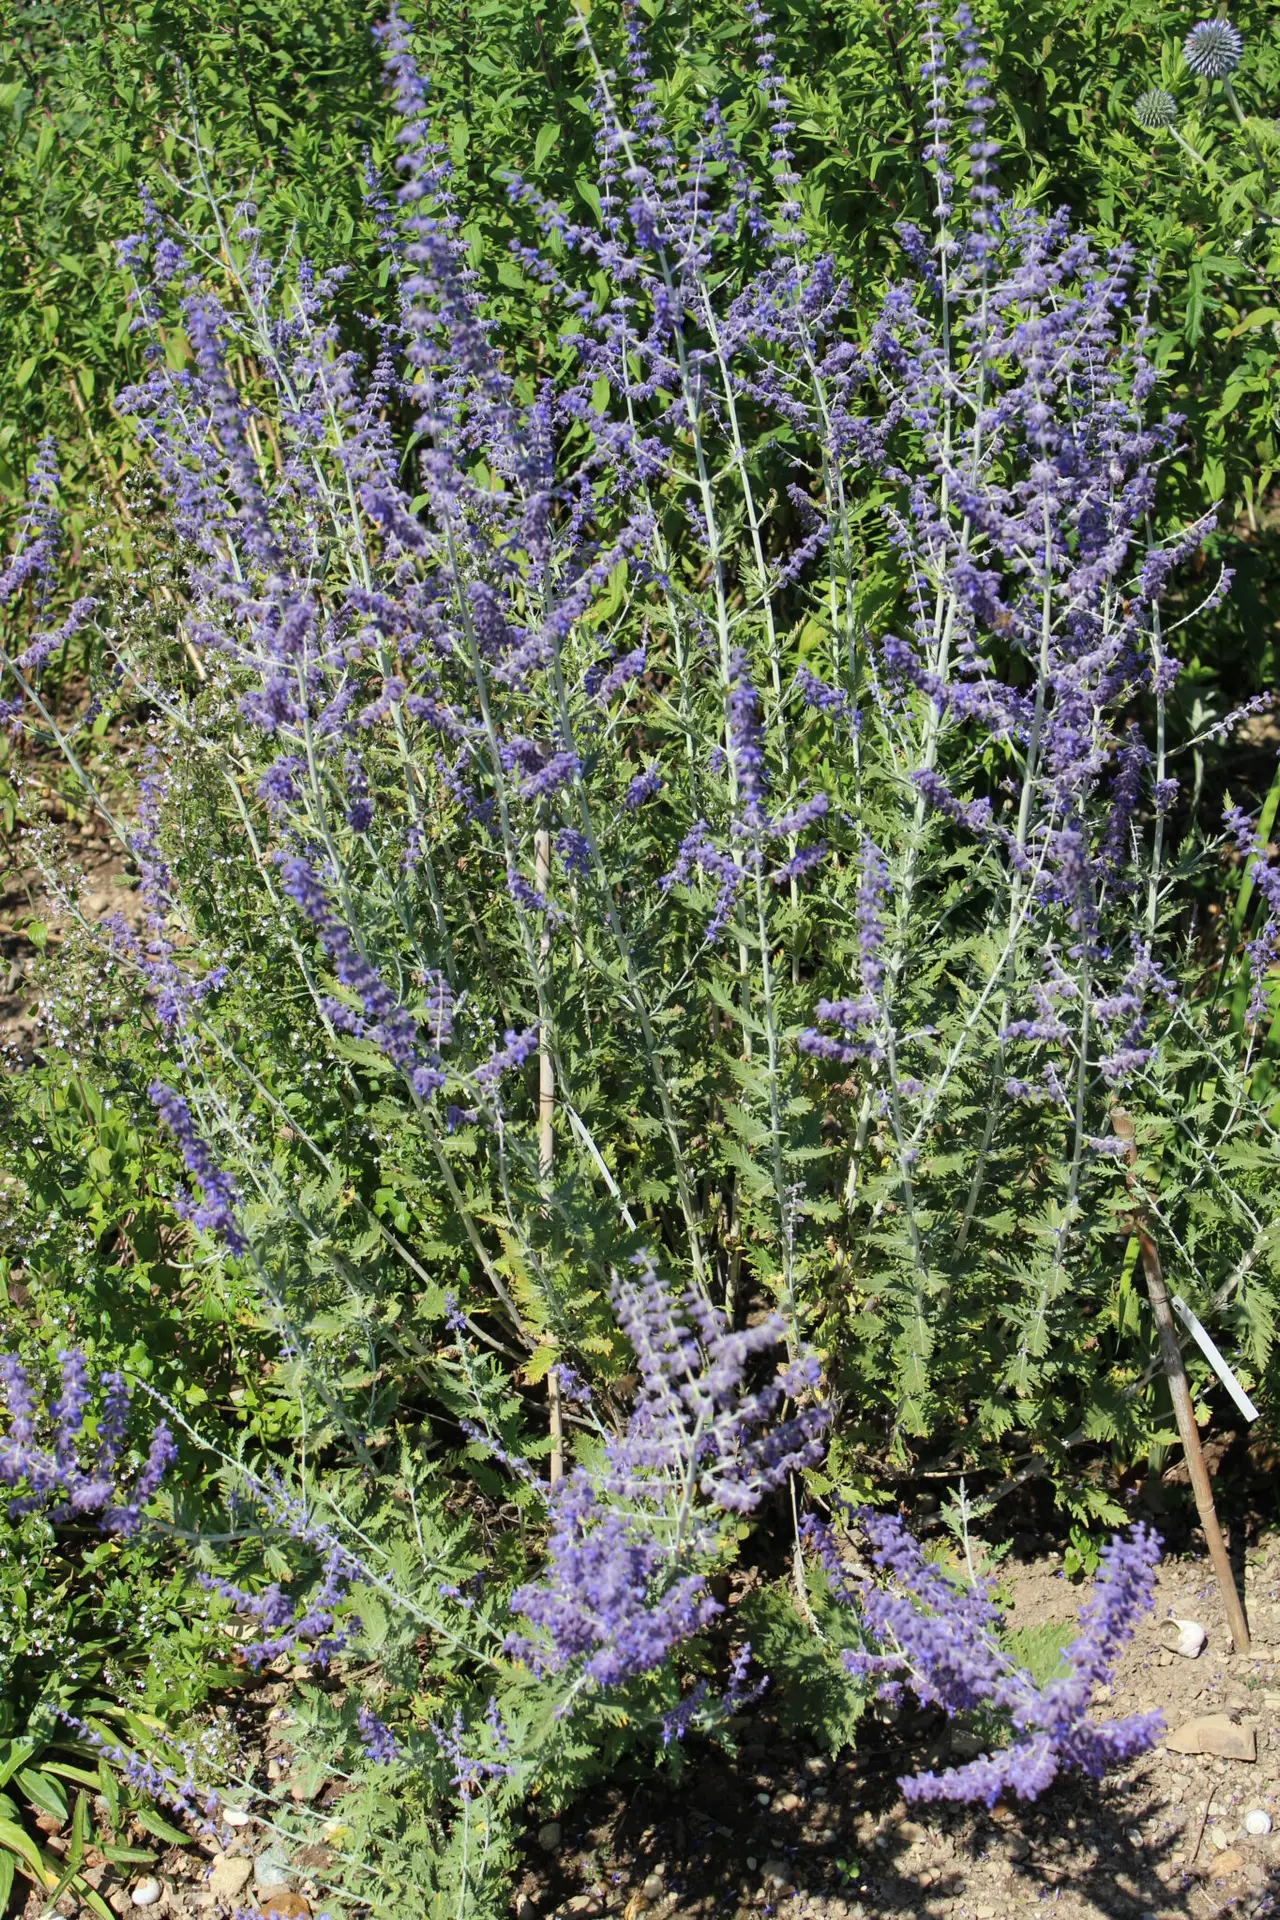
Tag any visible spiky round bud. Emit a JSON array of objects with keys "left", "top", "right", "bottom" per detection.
[
  {"left": 1133, "top": 88, "right": 1180, "bottom": 131},
  {"left": 1183, "top": 19, "right": 1243, "bottom": 81}
]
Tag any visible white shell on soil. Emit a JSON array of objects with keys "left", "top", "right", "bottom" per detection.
[{"left": 1158, "top": 1617, "right": 1206, "bottom": 1659}]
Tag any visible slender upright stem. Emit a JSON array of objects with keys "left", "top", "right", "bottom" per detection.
[{"left": 536, "top": 826, "right": 564, "bottom": 1487}]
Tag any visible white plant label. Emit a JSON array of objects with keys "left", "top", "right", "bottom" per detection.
[{"left": 1171, "top": 1295, "right": 1259, "bottom": 1423}]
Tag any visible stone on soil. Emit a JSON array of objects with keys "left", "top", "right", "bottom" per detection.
[
  {"left": 208, "top": 1856, "right": 253, "bottom": 1903},
  {"left": 1163, "top": 1714, "right": 1256, "bottom": 1761}
]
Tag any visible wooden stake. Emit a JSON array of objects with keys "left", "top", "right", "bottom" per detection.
[
  {"left": 535, "top": 827, "right": 563, "bottom": 1487},
  {"left": 1114, "top": 1110, "right": 1249, "bottom": 1654},
  {"left": 1136, "top": 1225, "right": 1249, "bottom": 1653}
]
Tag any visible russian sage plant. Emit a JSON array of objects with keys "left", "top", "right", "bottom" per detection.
[
  {"left": 805, "top": 1505, "right": 1162, "bottom": 1806},
  {"left": 0, "top": 1348, "right": 174, "bottom": 1530},
  {"left": 33, "top": 0, "right": 1269, "bottom": 1473},
  {"left": 0, "top": 0, "right": 1272, "bottom": 1909}
]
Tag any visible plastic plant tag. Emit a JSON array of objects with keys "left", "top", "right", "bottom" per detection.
[{"left": 1171, "top": 1296, "right": 1259, "bottom": 1423}]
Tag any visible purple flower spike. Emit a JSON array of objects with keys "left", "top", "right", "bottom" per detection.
[
  {"left": 506, "top": 1255, "right": 827, "bottom": 1691},
  {"left": 817, "top": 1510, "right": 1163, "bottom": 1806},
  {"left": 625, "top": 764, "right": 664, "bottom": 809},
  {"left": 149, "top": 1083, "right": 247, "bottom": 1253},
  {"left": 357, "top": 1705, "right": 400, "bottom": 1764},
  {"left": 726, "top": 649, "right": 768, "bottom": 829},
  {"left": 0, "top": 1350, "right": 174, "bottom": 1533},
  {"left": 279, "top": 856, "right": 446, "bottom": 1099}
]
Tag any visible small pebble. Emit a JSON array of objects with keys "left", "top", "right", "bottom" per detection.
[
  {"left": 642, "top": 1875, "right": 664, "bottom": 1901},
  {"left": 1245, "top": 1809, "right": 1272, "bottom": 1836},
  {"left": 1211, "top": 1826, "right": 1231, "bottom": 1851},
  {"left": 222, "top": 1806, "right": 252, "bottom": 1827},
  {"left": 131, "top": 1880, "right": 162, "bottom": 1909},
  {"left": 537, "top": 1821, "right": 562, "bottom": 1853}
]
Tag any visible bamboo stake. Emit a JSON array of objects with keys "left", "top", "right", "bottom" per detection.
[
  {"left": 64, "top": 372, "right": 132, "bottom": 523},
  {"left": 1114, "top": 1110, "right": 1249, "bottom": 1653},
  {"left": 535, "top": 827, "right": 563, "bottom": 1486}
]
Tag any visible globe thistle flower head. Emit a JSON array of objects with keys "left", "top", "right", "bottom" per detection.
[
  {"left": 1183, "top": 19, "right": 1243, "bottom": 80},
  {"left": 1134, "top": 87, "right": 1179, "bottom": 131}
]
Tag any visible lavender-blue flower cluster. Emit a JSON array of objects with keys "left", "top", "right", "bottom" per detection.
[
  {"left": 807, "top": 1508, "right": 1163, "bottom": 1805},
  {"left": 507, "top": 1255, "right": 826, "bottom": 1689},
  {"left": 0, "top": 1349, "right": 175, "bottom": 1533}
]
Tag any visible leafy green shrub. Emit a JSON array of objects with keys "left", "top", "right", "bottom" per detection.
[{"left": 0, "top": 0, "right": 1276, "bottom": 1912}]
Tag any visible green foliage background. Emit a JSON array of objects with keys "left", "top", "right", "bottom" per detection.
[{"left": 4, "top": 0, "right": 1279, "bottom": 694}]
